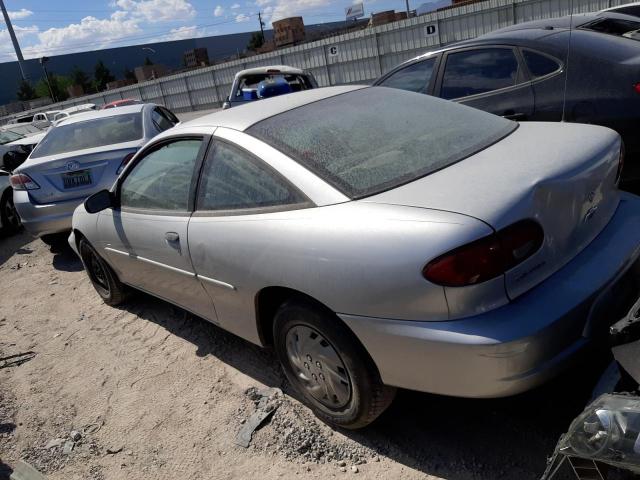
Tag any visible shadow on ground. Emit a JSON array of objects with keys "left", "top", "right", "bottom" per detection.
[
  {"left": 0, "top": 230, "right": 32, "bottom": 268},
  {"left": 50, "top": 244, "right": 83, "bottom": 272},
  {"left": 113, "top": 292, "right": 608, "bottom": 480}
]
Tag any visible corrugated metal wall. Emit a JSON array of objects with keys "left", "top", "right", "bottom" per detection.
[{"left": 4, "top": 0, "right": 635, "bottom": 120}]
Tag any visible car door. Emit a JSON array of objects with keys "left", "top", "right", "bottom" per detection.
[
  {"left": 376, "top": 55, "right": 440, "bottom": 94},
  {"left": 519, "top": 48, "right": 565, "bottom": 122},
  {"left": 97, "top": 135, "right": 217, "bottom": 321},
  {"left": 187, "top": 138, "right": 312, "bottom": 341},
  {"left": 435, "top": 46, "right": 535, "bottom": 120}
]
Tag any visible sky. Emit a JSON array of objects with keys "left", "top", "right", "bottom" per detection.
[{"left": 0, "top": 0, "right": 435, "bottom": 63}]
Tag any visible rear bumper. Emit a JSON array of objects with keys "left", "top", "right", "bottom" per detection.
[
  {"left": 340, "top": 193, "right": 640, "bottom": 398},
  {"left": 13, "top": 190, "right": 81, "bottom": 237}
]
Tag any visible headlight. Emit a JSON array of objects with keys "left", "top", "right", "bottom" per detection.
[{"left": 559, "top": 394, "right": 640, "bottom": 472}]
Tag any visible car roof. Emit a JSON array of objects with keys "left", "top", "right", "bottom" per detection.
[
  {"left": 55, "top": 104, "right": 147, "bottom": 126},
  {"left": 179, "top": 86, "right": 365, "bottom": 132},
  {"left": 234, "top": 65, "right": 306, "bottom": 79}
]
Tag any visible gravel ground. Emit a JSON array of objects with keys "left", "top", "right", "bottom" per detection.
[{"left": 0, "top": 231, "right": 612, "bottom": 479}]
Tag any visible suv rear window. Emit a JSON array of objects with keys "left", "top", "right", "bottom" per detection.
[
  {"left": 30, "top": 113, "right": 143, "bottom": 159},
  {"left": 247, "top": 87, "right": 516, "bottom": 198}
]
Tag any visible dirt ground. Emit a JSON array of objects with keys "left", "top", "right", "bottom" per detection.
[{"left": 0, "top": 231, "right": 610, "bottom": 480}]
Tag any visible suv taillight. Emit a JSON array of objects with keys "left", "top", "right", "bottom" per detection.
[
  {"left": 423, "top": 220, "right": 544, "bottom": 287},
  {"left": 116, "top": 152, "right": 136, "bottom": 175},
  {"left": 10, "top": 173, "right": 40, "bottom": 190}
]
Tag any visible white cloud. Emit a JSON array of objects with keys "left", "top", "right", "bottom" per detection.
[
  {"left": 214, "top": 5, "right": 224, "bottom": 16},
  {"left": 167, "top": 25, "right": 199, "bottom": 40},
  {"left": 114, "top": 0, "right": 196, "bottom": 22},
  {"left": 235, "top": 13, "right": 250, "bottom": 22},
  {"left": 8, "top": 9, "right": 34, "bottom": 20},
  {"left": 231, "top": 3, "right": 241, "bottom": 9},
  {"left": 22, "top": 15, "right": 140, "bottom": 58},
  {"left": 255, "top": 0, "right": 272, "bottom": 5},
  {"left": 263, "top": 0, "right": 330, "bottom": 22}
]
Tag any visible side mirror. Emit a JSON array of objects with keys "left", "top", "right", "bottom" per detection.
[
  {"left": 222, "top": 101, "right": 231, "bottom": 110},
  {"left": 84, "top": 189, "right": 115, "bottom": 214}
]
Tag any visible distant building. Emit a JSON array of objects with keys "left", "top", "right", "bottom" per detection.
[
  {"left": 134, "top": 64, "right": 169, "bottom": 82},
  {"left": 106, "top": 79, "right": 136, "bottom": 90},
  {"left": 184, "top": 48, "right": 209, "bottom": 68},
  {"left": 369, "top": 10, "right": 416, "bottom": 27},
  {"left": 272, "top": 17, "right": 305, "bottom": 47}
]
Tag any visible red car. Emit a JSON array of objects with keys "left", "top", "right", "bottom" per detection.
[{"left": 101, "top": 99, "right": 143, "bottom": 110}]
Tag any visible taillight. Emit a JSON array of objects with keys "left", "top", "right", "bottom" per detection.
[
  {"left": 634, "top": 83, "right": 640, "bottom": 95},
  {"left": 423, "top": 220, "right": 544, "bottom": 287},
  {"left": 116, "top": 152, "right": 136, "bottom": 175},
  {"left": 10, "top": 173, "right": 40, "bottom": 190},
  {"left": 616, "top": 142, "right": 625, "bottom": 185}
]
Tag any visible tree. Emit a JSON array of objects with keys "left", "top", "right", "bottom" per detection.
[
  {"left": 69, "top": 66, "right": 91, "bottom": 93},
  {"left": 123, "top": 67, "right": 137, "bottom": 82},
  {"left": 94, "top": 60, "right": 115, "bottom": 91},
  {"left": 247, "top": 31, "right": 264, "bottom": 51},
  {"left": 35, "top": 73, "right": 70, "bottom": 102},
  {"left": 144, "top": 56, "right": 154, "bottom": 66},
  {"left": 16, "top": 79, "right": 37, "bottom": 101}
]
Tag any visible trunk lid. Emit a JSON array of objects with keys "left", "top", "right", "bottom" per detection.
[
  {"left": 18, "top": 141, "right": 140, "bottom": 203},
  {"left": 365, "top": 122, "right": 622, "bottom": 299}
]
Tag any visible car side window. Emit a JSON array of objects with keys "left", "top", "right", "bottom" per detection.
[
  {"left": 120, "top": 139, "right": 201, "bottom": 211},
  {"left": 197, "top": 141, "right": 306, "bottom": 212},
  {"left": 379, "top": 58, "right": 436, "bottom": 93},
  {"left": 151, "top": 107, "right": 174, "bottom": 132},
  {"left": 159, "top": 106, "right": 179, "bottom": 124},
  {"left": 441, "top": 48, "right": 520, "bottom": 100},
  {"left": 522, "top": 50, "right": 561, "bottom": 78}
]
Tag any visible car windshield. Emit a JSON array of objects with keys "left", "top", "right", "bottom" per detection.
[
  {"left": 234, "top": 73, "right": 313, "bottom": 100},
  {"left": 30, "top": 113, "right": 143, "bottom": 159},
  {"left": 247, "top": 87, "right": 516, "bottom": 198},
  {"left": 0, "top": 130, "right": 24, "bottom": 145}
]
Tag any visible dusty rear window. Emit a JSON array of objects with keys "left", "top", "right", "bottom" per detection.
[
  {"left": 30, "top": 113, "right": 143, "bottom": 159},
  {"left": 247, "top": 87, "right": 516, "bottom": 198}
]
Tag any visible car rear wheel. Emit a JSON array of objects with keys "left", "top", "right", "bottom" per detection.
[
  {"left": 78, "top": 238, "right": 128, "bottom": 306},
  {"left": 0, "top": 189, "right": 21, "bottom": 235},
  {"left": 273, "top": 298, "right": 395, "bottom": 429}
]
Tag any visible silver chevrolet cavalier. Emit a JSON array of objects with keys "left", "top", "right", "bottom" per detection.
[{"left": 69, "top": 86, "right": 640, "bottom": 428}]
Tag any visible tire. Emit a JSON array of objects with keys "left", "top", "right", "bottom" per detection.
[
  {"left": 41, "top": 232, "right": 71, "bottom": 249},
  {"left": 0, "top": 188, "right": 21, "bottom": 235},
  {"left": 273, "top": 298, "right": 396, "bottom": 429},
  {"left": 78, "top": 238, "right": 128, "bottom": 306}
]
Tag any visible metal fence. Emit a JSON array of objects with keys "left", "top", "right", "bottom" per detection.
[{"left": 2, "top": 0, "right": 634, "bottom": 122}]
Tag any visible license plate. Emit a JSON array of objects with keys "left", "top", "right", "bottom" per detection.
[{"left": 62, "top": 170, "right": 92, "bottom": 189}]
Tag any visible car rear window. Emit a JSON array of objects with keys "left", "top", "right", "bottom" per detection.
[
  {"left": 580, "top": 18, "right": 640, "bottom": 40},
  {"left": 30, "top": 113, "right": 143, "bottom": 159},
  {"left": 247, "top": 87, "right": 516, "bottom": 198}
]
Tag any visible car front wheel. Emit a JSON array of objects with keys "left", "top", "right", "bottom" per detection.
[
  {"left": 273, "top": 298, "right": 395, "bottom": 429},
  {"left": 78, "top": 238, "right": 128, "bottom": 306}
]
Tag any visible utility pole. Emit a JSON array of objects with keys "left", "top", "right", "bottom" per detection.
[
  {"left": 0, "top": 0, "right": 27, "bottom": 80},
  {"left": 405, "top": 0, "right": 411, "bottom": 17},
  {"left": 39, "top": 57, "right": 57, "bottom": 103},
  {"left": 258, "top": 11, "right": 265, "bottom": 43}
]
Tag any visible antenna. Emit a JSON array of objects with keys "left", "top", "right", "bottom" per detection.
[{"left": 561, "top": 0, "right": 574, "bottom": 123}]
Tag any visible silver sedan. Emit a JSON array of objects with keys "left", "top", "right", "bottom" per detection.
[
  {"left": 70, "top": 86, "right": 640, "bottom": 428},
  {"left": 11, "top": 104, "right": 179, "bottom": 247}
]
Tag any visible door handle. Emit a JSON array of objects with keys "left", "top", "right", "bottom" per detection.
[{"left": 165, "top": 232, "right": 180, "bottom": 243}]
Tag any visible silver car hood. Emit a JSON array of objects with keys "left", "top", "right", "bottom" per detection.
[{"left": 366, "top": 122, "right": 622, "bottom": 299}]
